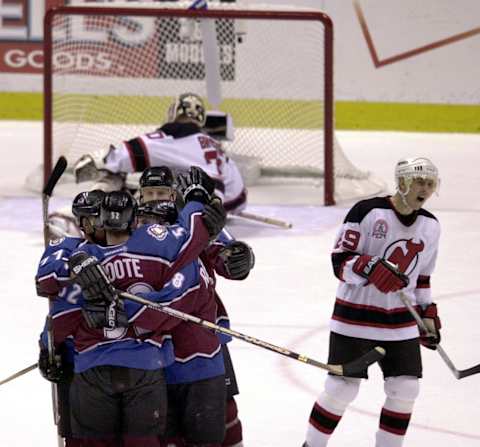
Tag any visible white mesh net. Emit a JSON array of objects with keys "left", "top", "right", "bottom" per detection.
[{"left": 35, "top": 1, "right": 385, "bottom": 204}]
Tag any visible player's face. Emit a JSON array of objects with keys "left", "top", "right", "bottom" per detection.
[
  {"left": 140, "top": 186, "right": 175, "bottom": 204},
  {"left": 404, "top": 177, "right": 437, "bottom": 210}
]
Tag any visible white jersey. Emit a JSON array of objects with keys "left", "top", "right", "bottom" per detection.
[
  {"left": 105, "top": 122, "right": 246, "bottom": 213},
  {"left": 330, "top": 196, "right": 440, "bottom": 341}
]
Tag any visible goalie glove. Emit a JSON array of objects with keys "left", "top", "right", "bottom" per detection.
[
  {"left": 176, "top": 166, "right": 215, "bottom": 204},
  {"left": 419, "top": 303, "right": 441, "bottom": 350},
  {"left": 74, "top": 145, "right": 115, "bottom": 183},
  {"left": 220, "top": 241, "right": 255, "bottom": 279},
  {"left": 353, "top": 256, "right": 409, "bottom": 293}
]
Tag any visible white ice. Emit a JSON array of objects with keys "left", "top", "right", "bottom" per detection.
[{"left": 0, "top": 122, "right": 479, "bottom": 446}]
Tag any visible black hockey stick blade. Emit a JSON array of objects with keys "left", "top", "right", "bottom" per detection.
[
  {"left": 43, "top": 156, "right": 67, "bottom": 197},
  {"left": 330, "top": 346, "right": 386, "bottom": 376},
  {"left": 456, "top": 363, "right": 480, "bottom": 379}
]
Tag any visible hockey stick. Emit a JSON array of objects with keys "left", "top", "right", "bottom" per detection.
[
  {"left": 42, "top": 156, "right": 67, "bottom": 444},
  {"left": 43, "top": 156, "right": 68, "bottom": 246},
  {"left": 236, "top": 211, "right": 293, "bottom": 229},
  {"left": 399, "top": 292, "right": 480, "bottom": 379},
  {"left": 119, "top": 291, "right": 385, "bottom": 376},
  {"left": 0, "top": 363, "right": 38, "bottom": 387}
]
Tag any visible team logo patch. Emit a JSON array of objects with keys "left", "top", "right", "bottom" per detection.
[
  {"left": 372, "top": 219, "right": 388, "bottom": 239},
  {"left": 49, "top": 237, "right": 65, "bottom": 246},
  {"left": 147, "top": 224, "right": 168, "bottom": 241}
]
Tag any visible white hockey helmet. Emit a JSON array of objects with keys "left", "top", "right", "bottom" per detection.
[
  {"left": 167, "top": 92, "right": 206, "bottom": 127},
  {"left": 394, "top": 157, "right": 439, "bottom": 193}
]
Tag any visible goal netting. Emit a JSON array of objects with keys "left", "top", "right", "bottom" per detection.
[{"left": 36, "top": 1, "right": 384, "bottom": 205}]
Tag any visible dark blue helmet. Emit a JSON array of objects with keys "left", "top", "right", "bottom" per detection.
[{"left": 100, "top": 191, "right": 137, "bottom": 231}]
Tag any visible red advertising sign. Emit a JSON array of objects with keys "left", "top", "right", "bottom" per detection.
[{"left": 0, "top": 0, "right": 66, "bottom": 73}]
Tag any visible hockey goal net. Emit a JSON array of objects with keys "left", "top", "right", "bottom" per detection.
[{"left": 41, "top": 1, "right": 384, "bottom": 205}]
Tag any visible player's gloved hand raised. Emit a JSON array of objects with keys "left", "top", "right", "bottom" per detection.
[
  {"left": 82, "top": 299, "right": 129, "bottom": 330},
  {"left": 353, "top": 256, "right": 409, "bottom": 293},
  {"left": 220, "top": 241, "right": 255, "bottom": 279},
  {"left": 177, "top": 166, "right": 215, "bottom": 204},
  {"left": 202, "top": 196, "right": 227, "bottom": 240},
  {"left": 419, "top": 303, "right": 441, "bottom": 350},
  {"left": 38, "top": 347, "right": 66, "bottom": 384}
]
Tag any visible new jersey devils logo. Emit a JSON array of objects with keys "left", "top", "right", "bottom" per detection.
[{"left": 383, "top": 238, "right": 425, "bottom": 275}]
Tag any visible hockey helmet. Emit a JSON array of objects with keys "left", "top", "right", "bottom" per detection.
[
  {"left": 395, "top": 157, "right": 439, "bottom": 193},
  {"left": 72, "top": 189, "right": 106, "bottom": 229},
  {"left": 139, "top": 166, "right": 175, "bottom": 189},
  {"left": 166, "top": 92, "right": 206, "bottom": 127},
  {"left": 100, "top": 191, "right": 137, "bottom": 231},
  {"left": 137, "top": 200, "right": 178, "bottom": 226}
]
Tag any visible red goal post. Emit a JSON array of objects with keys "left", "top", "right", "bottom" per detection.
[{"left": 43, "top": 3, "right": 341, "bottom": 204}]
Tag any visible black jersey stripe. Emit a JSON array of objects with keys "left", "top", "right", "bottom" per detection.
[
  {"left": 332, "top": 298, "right": 418, "bottom": 329},
  {"left": 125, "top": 138, "right": 150, "bottom": 172}
]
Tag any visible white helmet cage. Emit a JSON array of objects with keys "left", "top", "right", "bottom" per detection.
[
  {"left": 167, "top": 93, "right": 206, "bottom": 127},
  {"left": 394, "top": 157, "right": 440, "bottom": 195}
]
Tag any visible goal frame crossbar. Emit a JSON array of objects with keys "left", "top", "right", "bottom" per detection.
[{"left": 43, "top": 5, "right": 335, "bottom": 203}]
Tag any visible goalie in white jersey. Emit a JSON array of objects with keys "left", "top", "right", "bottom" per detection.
[
  {"left": 74, "top": 92, "right": 247, "bottom": 214},
  {"left": 304, "top": 157, "right": 442, "bottom": 447}
]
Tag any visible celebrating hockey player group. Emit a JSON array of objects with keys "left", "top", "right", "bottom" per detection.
[{"left": 36, "top": 163, "right": 255, "bottom": 447}]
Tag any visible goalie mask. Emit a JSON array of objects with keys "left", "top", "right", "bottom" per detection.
[
  {"left": 167, "top": 92, "right": 206, "bottom": 127},
  {"left": 100, "top": 191, "right": 137, "bottom": 231},
  {"left": 72, "top": 189, "right": 106, "bottom": 229},
  {"left": 395, "top": 157, "right": 439, "bottom": 195}
]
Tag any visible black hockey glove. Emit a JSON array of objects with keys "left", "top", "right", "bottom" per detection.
[
  {"left": 69, "top": 252, "right": 118, "bottom": 304},
  {"left": 353, "top": 256, "right": 409, "bottom": 294},
  {"left": 38, "top": 347, "right": 67, "bottom": 384},
  {"left": 176, "top": 166, "right": 215, "bottom": 204},
  {"left": 419, "top": 303, "right": 441, "bottom": 350},
  {"left": 69, "top": 252, "right": 128, "bottom": 329},
  {"left": 202, "top": 197, "right": 227, "bottom": 240},
  {"left": 220, "top": 241, "right": 255, "bottom": 279},
  {"left": 82, "top": 298, "right": 128, "bottom": 330}
]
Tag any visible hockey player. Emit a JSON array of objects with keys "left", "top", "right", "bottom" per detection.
[
  {"left": 137, "top": 166, "right": 254, "bottom": 447},
  {"left": 40, "top": 168, "right": 226, "bottom": 446},
  {"left": 304, "top": 157, "right": 442, "bottom": 447},
  {"left": 74, "top": 92, "right": 247, "bottom": 214},
  {"left": 36, "top": 189, "right": 106, "bottom": 447}
]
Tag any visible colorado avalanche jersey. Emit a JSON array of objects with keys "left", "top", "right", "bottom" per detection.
[
  {"left": 105, "top": 122, "right": 247, "bottom": 212},
  {"left": 330, "top": 196, "right": 440, "bottom": 341},
  {"left": 42, "top": 201, "right": 210, "bottom": 373}
]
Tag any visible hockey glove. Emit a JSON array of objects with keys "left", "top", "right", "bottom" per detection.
[
  {"left": 419, "top": 303, "right": 441, "bottom": 350},
  {"left": 73, "top": 145, "right": 114, "bottom": 183},
  {"left": 69, "top": 252, "right": 118, "bottom": 304},
  {"left": 220, "top": 241, "right": 255, "bottom": 279},
  {"left": 353, "top": 255, "right": 409, "bottom": 293},
  {"left": 82, "top": 298, "right": 128, "bottom": 330},
  {"left": 38, "top": 347, "right": 66, "bottom": 384},
  {"left": 202, "top": 197, "right": 227, "bottom": 240},
  {"left": 176, "top": 166, "right": 215, "bottom": 204}
]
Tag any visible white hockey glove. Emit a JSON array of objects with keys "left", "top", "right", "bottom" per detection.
[{"left": 74, "top": 145, "right": 115, "bottom": 183}]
